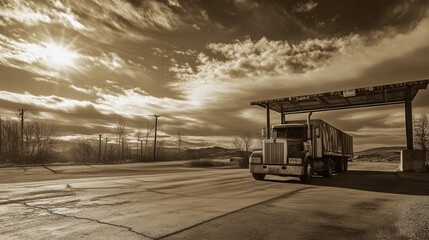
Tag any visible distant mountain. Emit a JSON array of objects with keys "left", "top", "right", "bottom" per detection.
[
  {"left": 354, "top": 146, "right": 405, "bottom": 162},
  {"left": 182, "top": 146, "right": 241, "bottom": 160},
  {"left": 184, "top": 146, "right": 411, "bottom": 162}
]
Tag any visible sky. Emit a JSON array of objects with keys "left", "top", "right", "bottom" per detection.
[{"left": 0, "top": 0, "right": 429, "bottom": 151}]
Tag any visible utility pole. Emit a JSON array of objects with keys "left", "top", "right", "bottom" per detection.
[
  {"left": 127, "top": 143, "right": 129, "bottom": 159},
  {"left": 19, "top": 109, "right": 25, "bottom": 141},
  {"left": 18, "top": 109, "right": 26, "bottom": 156},
  {"left": 0, "top": 116, "right": 2, "bottom": 159},
  {"left": 122, "top": 139, "right": 124, "bottom": 160},
  {"left": 104, "top": 137, "right": 108, "bottom": 161},
  {"left": 140, "top": 140, "right": 143, "bottom": 162},
  {"left": 178, "top": 130, "right": 181, "bottom": 161},
  {"left": 150, "top": 114, "right": 160, "bottom": 161},
  {"left": 136, "top": 138, "right": 139, "bottom": 161},
  {"left": 98, "top": 134, "right": 102, "bottom": 162}
]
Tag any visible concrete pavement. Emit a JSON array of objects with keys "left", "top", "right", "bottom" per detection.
[
  {"left": 0, "top": 161, "right": 189, "bottom": 184},
  {"left": 397, "top": 171, "right": 429, "bottom": 182},
  {"left": 1, "top": 161, "right": 428, "bottom": 239}
]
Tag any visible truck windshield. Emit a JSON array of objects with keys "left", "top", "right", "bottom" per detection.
[{"left": 274, "top": 127, "right": 305, "bottom": 139}]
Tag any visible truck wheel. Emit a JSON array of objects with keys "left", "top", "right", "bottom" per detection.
[
  {"left": 300, "top": 162, "right": 313, "bottom": 184},
  {"left": 335, "top": 158, "right": 344, "bottom": 172},
  {"left": 252, "top": 173, "right": 266, "bottom": 181},
  {"left": 322, "top": 160, "right": 333, "bottom": 178},
  {"left": 344, "top": 158, "right": 349, "bottom": 172}
]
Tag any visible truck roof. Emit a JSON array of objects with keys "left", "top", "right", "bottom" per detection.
[
  {"left": 272, "top": 119, "right": 325, "bottom": 127},
  {"left": 272, "top": 119, "right": 352, "bottom": 138},
  {"left": 272, "top": 123, "right": 306, "bottom": 128}
]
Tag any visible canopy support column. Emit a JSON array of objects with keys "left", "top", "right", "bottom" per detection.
[
  {"left": 280, "top": 105, "right": 285, "bottom": 124},
  {"left": 405, "top": 86, "right": 413, "bottom": 150},
  {"left": 266, "top": 103, "right": 270, "bottom": 139}
]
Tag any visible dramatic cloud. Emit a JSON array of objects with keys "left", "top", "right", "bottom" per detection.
[
  {"left": 293, "top": 1, "right": 318, "bottom": 13},
  {"left": 0, "top": 34, "right": 79, "bottom": 78},
  {"left": 168, "top": 0, "right": 182, "bottom": 8},
  {"left": 167, "top": 14, "right": 429, "bottom": 149},
  {"left": 0, "top": 32, "right": 144, "bottom": 82},
  {"left": 170, "top": 35, "right": 361, "bottom": 101},
  {"left": 0, "top": 0, "right": 84, "bottom": 29},
  {"left": 233, "top": 0, "right": 260, "bottom": 11},
  {"left": 1, "top": 0, "right": 429, "bottom": 150},
  {"left": 202, "top": 37, "right": 342, "bottom": 76},
  {"left": 84, "top": 52, "right": 144, "bottom": 78},
  {"left": 0, "top": 0, "right": 193, "bottom": 44}
]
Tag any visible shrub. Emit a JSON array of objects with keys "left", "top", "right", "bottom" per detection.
[{"left": 239, "top": 157, "right": 249, "bottom": 168}]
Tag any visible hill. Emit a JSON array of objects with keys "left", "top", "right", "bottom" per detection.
[
  {"left": 354, "top": 146, "right": 405, "bottom": 162},
  {"left": 182, "top": 146, "right": 241, "bottom": 160},
  {"left": 184, "top": 146, "right": 416, "bottom": 162}
]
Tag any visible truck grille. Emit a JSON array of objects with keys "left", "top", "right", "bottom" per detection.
[{"left": 264, "top": 142, "right": 285, "bottom": 164}]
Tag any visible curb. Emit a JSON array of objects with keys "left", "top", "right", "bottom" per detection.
[{"left": 396, "top": 171, "right": 429, "bottom": 182}]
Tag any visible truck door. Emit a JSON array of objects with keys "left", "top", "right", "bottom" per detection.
[{"left": 315, "top": 127, "right": 322, "bottom": 158}]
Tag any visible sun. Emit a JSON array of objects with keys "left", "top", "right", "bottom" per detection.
[{"left": 40, "top": 42, "right": 79, "bottom": 69}]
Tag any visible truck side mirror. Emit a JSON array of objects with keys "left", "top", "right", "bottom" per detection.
[
  {"left": 261, "top": 128, "right": 266, "bottom": 138},
  {"left": 272, "top": 129, "right": 277, "bottom": 139}
]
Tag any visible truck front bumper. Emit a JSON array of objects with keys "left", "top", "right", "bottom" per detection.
[{"left": 250, "top": 164, "right": 304, "bottom": 176}]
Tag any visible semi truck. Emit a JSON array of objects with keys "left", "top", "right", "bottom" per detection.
[{"left": 249, "top": 113, "right": 353, "bottom": 183}]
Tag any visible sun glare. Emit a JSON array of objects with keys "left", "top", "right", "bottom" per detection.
[{"left": 40, "top": 42, "right": 79, "bottom": 69}]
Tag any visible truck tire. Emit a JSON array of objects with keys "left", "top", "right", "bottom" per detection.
[
  {"left": 300, "top": 162, "right": 313, "bottom": 184},
  {"left": 344, "top": 158, "right": 348, "bottom": 172},
  {"left": 252, "top": 173, "right": 266, "bottom": 181},
  {"left": 322, "top": 160, "right": 333, "bottom": 178},
  {"left": 335, "top": 158, "right": 344, "bottom": 172}
]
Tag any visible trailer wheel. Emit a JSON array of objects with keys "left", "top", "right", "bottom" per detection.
[
  {"left": 252, "top": 173, "right": 266, "bottom": 181},
  {"left": 300, "top": 162, "right": 313, "bottom": 184},
  {"left": 344, "top": 158, "right": 349, "bottom": 172},
  {"left": 335, "top": 158, "right": 345, "bottom": 172},
  {"left": 322, "top": 160, "right": 333, "bottom": 178}
]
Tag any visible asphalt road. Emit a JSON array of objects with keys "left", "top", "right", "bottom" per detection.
[{"left": 1, "top": 161, "right": 428, "bottom": 240}]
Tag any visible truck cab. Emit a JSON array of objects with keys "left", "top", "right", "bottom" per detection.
[
  {"left": 273, "top": 124, "right": 307, "bottom": 152},
  {"left": 250, "top": 123, "right": 313, "bottom": 183},
  {"left": 250, "top": 116, "right": 353, "bottom": 183}
]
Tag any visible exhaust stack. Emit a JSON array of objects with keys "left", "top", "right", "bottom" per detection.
[{"left": 307, "top": 112, "right": 312, "bottom": 139}]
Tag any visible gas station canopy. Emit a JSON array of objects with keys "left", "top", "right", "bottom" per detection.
[
  {"left": 250, "top": 80, "right": 429, "bottom": 114},
  {"left": 250, "top": 79, "right": 429, "bottom": 150}
]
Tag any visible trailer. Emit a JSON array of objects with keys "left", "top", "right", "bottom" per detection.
[{"left": 249, "top": 114, "right": 353, "bottom": 183}]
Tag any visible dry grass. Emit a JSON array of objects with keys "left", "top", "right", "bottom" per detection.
[{"left": 183, "top": 159, "right": 237, "bottom": 168}]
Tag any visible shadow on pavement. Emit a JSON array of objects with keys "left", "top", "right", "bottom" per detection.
[{"left": 265, "top": 170, "right": 429, "bottom": 196}]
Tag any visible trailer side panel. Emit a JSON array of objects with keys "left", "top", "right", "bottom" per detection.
[{"left": 319, "top": 120, "right": 353, "bottom": 157}]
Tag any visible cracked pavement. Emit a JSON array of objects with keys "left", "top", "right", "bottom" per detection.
[{"left": 0, "top": 161, "right": 428, "bottom": 239}]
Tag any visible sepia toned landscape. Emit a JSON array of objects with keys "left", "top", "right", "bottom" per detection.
[{"left": 1, "top": 0, "right": 429, "bottom": 239}]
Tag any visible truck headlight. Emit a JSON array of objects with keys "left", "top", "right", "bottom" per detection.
[
  {"left": 289, "top": 158, "right": 302, "bottom": 164},
  {"left": 250, "top": 157, "right": 261, "bottom": 164}
]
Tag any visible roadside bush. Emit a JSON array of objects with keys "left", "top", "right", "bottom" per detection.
[
  {"left": 240, "top": 157, "right": 249, "bottom": 168},
  {"left": 183, "top": 159, "right": 237, "bottom": 168}
]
